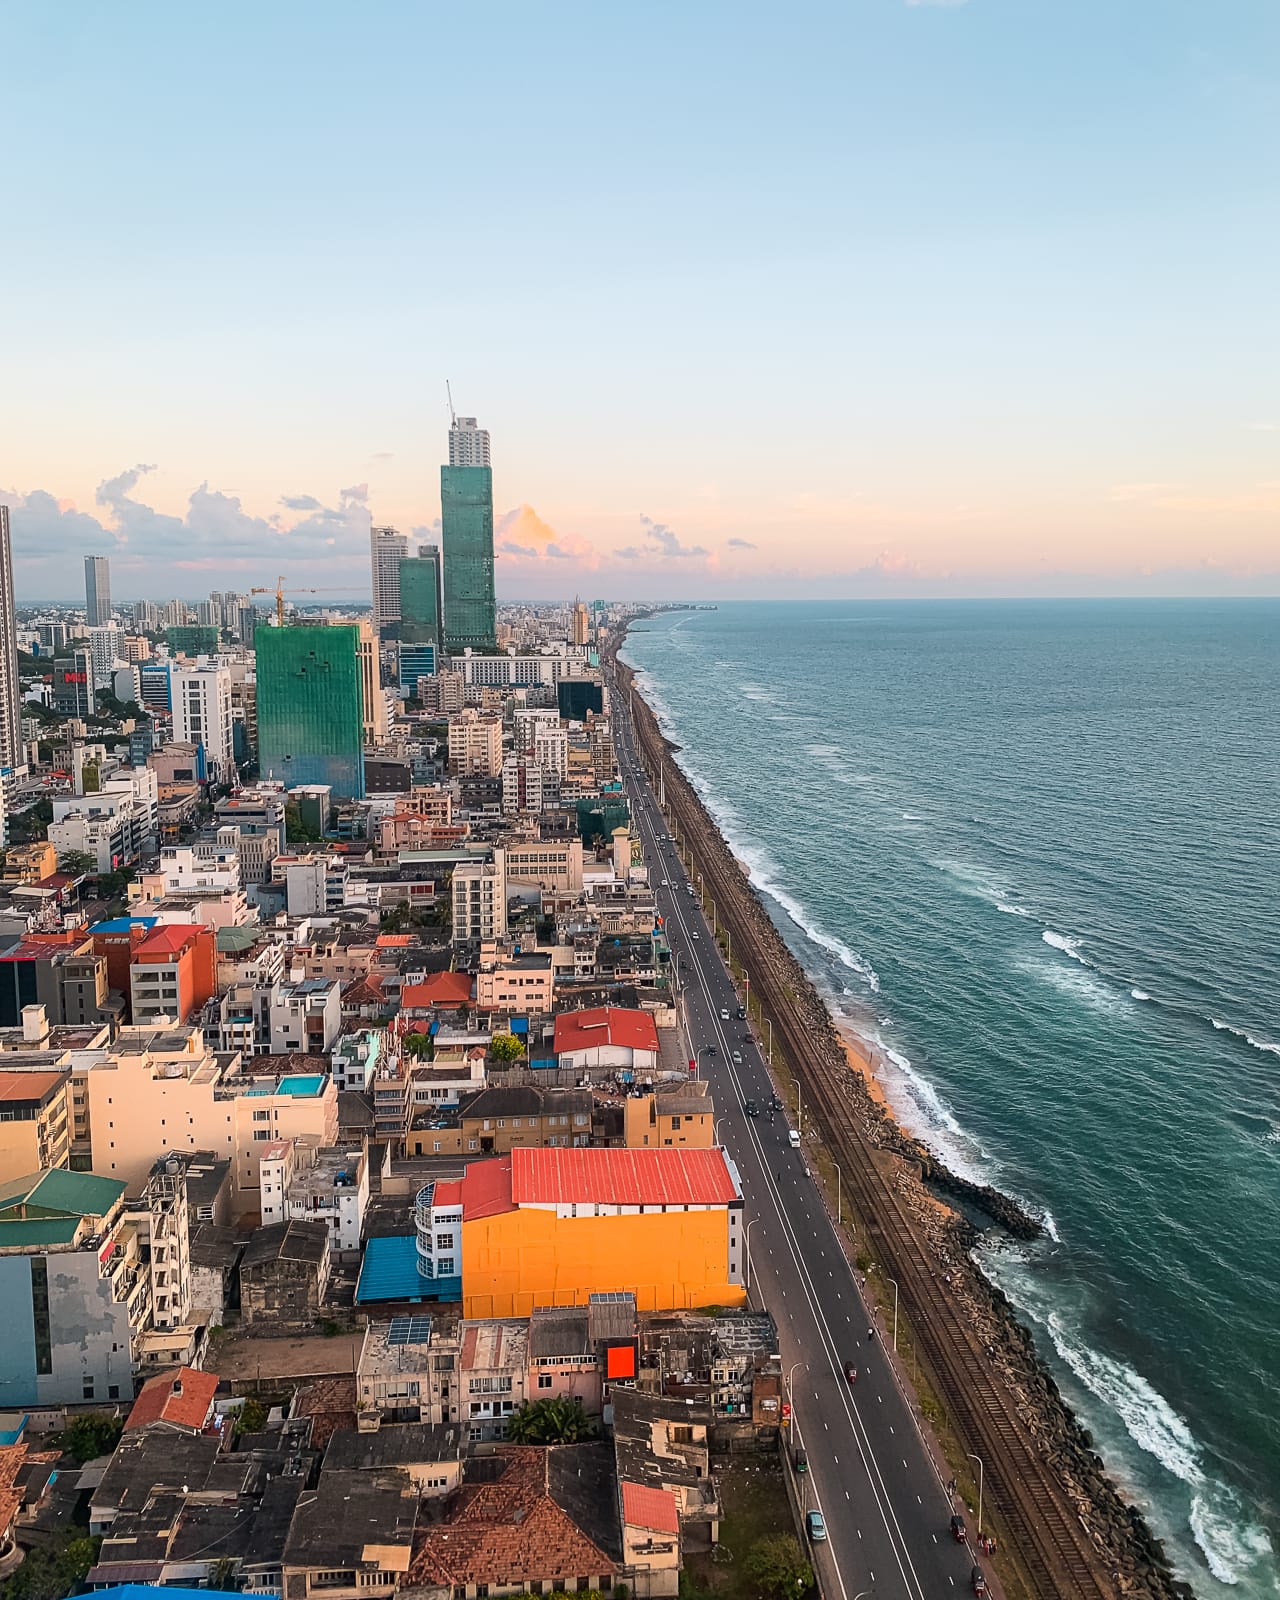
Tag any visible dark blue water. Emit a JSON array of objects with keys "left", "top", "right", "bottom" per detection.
[{"left": 622, "top": 600, "right": 1280, "bottom": 1597}]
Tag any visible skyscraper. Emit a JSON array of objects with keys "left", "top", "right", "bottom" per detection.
[
  {"left": 84, "top": 555, "right": 112, "bottom": 627},
  {"left": 0, "top": 508, "right": 22, "bottom": 770},
  {"left": 448, "top": 415, "right": 491, "bottom": 467},
  {"left": 571, "top": 599, "right": 590, "bottom": 647},
  {"left": 256, "top": 624, "right": 365, "bottom": 799},
  {"left": 370, "top": 526, "right": 408, "bottom": 636},
  {"left": 398, "top": 544, "right": 443, "bottom": 691},
  {"left": 441, "top": 415, "right": 496, "bottom": 654}
]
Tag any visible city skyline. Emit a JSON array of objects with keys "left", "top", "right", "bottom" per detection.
[{"left": 2, "top": 1, "right": 1279, "bottom": 600}]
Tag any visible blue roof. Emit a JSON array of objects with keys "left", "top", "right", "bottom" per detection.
[
  {"left": 509, "top": 1017, "right": 529, "bottom": 1035},
  {"left": 355, "top": 1235, "right": 460, "bottom": 1305},
  {"left": 94, "top": 1589, "right": 211, "bottom": 1600},
  {"left": 91, "top": 916, "right": 159, "bottom": 934}
]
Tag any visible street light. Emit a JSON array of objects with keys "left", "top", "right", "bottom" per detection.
[
  {"left": 967, "top": 1452, "right": 984, "bottom": 1535},
  {"left": 786, "top": 1360, "right": 806, "bottom": 1412},
  {"left": 725, "top": 926, "right": 731, "bottom": 965},
  {"left": 887, "top": 1276, "right": 900, "bottom": 1352},
  {"left": 715, "top": 1118, "right": 730, "bottom": 1146},
  {"left": 745, "top": 1218, "right": 759, "bottom": 1290},
  {"left": 766, "top": 1017, "right": 773, "bottom": 1064}
]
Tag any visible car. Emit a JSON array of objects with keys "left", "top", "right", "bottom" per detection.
[
  {"left": 951, "top": 1515, "right": 968, "bottom": 1544},
  {"left": 744, "top": 1099, "right": 759, "bottom": 1117},
  {"left": 806, "top": 1510, "right": 827, "bottom": 1543},
  {"left": 793, "top": 1446, "right": 808, "bottom": 1473},
  {"left": 731, "top": 1051, "right": 742, "bottom": 1064},
  {"left": 660, "top": 879, "right": 669, "bottom": 886},
  {"left": 736, "top": 1006, "right": 747, "bottom": 1019},
  {"left": 970, "top": 1567, "right": 987, "bottom": 1598},
  {"left": 691, "top": 931, "right": 700, "bottom": 940},
  {"left": 788, "top": 1129, "right": 802, "bottom": 1148},
  {"left": 720, "top": 1008, "right": 730, "bottom": 1020},
  {"left": 844, "top": 1360, "right": 857, "bottom": 1384}
]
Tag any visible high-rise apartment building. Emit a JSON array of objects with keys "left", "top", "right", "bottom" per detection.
[
  {"left": 441, "top": 417, "right": 496, "bottom": 653},
  {"left": 448, "top": 415, "right": 491, "bottom": 467},
  {"left": 370, "top": 526, "right": 408, "bottom": 636},
  {"left": 132, "top": 599, "right": 159, "bottom": 632},
  {"left": 571, "top": 599, "right": 591, "bottom": 648},
  {"left": 0, "top": 508, "right": 21, "bottom": 769},
  {"left": 84, "top": 556, "right": 112, "bottom": 627},
  {"left": 89, "top": 625, "right": 124, "bottom": 690},
  {"left": 447, "top": 709, "right": 503, "bottom": 778},
  {"left": 171, "top": 663, "right": 234, "bottom": 780},
  {"left": 256, "top": 624, "right": 365, "bottom": 798}
]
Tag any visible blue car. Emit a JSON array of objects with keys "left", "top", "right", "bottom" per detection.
[{"left": 806, "top": 1510, "right": 827, "bottom": 1543}]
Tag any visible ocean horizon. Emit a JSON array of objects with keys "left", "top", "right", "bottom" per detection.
[{"left": 622, "top": 597, "right": 1280, "bottom": 1599}]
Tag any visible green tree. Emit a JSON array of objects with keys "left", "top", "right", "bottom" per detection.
[
  {"left": 1, "top": 1531, "right": 100, "bottom": 1600},
  {"left": 743, "top": 1534, "right": 814, "bottom": 1599},
  {"left": 285, "top": 800, "right": 323, "bottom": 843},
  {"left": 233, "top": 1397, "right": 269, "bottom": 1436},
  {"left": 505, "top": 1396, "right": 598, "bottom": 1444},
  {"left": 57, "top": 850, "right": 96, "bottom": 879},
  {"left": 489, "top": 1032, "right": 525, "bottom": 1063},
  {"left": 57, "top": 1413, "right": 122, "bottom": 1464},
  {"left": 404, "top": 1032, "right": 433, "bottom": 1060}
]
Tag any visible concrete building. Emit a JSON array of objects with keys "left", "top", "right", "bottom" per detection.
[
  {"left": 268, "top": 978, "right": 342, "bottom": 1056},
  {"left": 451, "top": 851, "right": 507, "bottom": 944},
  {"left": 554, "top": 1006, "right": 661, "bottom": 1075},
  {"left": 448, "top": 414, "right": 491, "bottom": 468},
  {"left": 256, "top": 624, "right": 365, "bottom": 799},
  {"left": 170, "top": 663, "right": 234, "bottom": 780},
  {"left": 128, "top": 924, "right": 218, "bottom": 1025},
  {"left": 572, "top": 598, "right": 591, "bottom": 648},
  {"left": 89, "top": 624, "right": 124, "bottom": 690},
  {"left": 48, "top": 765, "right": 158, "bottom": 872},
  {"left": 505, "top": 836, "right": 584, "bottom": 893},
  {"left": 356, "top": 1315, "right": 459, "bottom": 1424},
  {"left": 622, "top": 1083, "right": 715, "bottom": 1150},
  {"left": 356, "top": 619, "right": 386, "bottom": 745},
  {"left": 460, "top": 1317, "right": 528, "bottom": 1441},
  {"left": 534, "top": 724, "right": 569, "bottom": 780},
  {"left": 370, "top": 525, "right": 409, "bottom": 636},
  {"left": 239, "top": 1218, "right": 330, "bottom": 1329},
  {"left": 259, "top": 1139, "right": 368, "bottom": 1255},
  {"left": 501, "top": 753, "right": 544, "bottom": 815},
  {"left": 0, "top": 1069, "right": 72, "bottom": 1181},
  {"left": 425, "top": 1147, "right": 746, "bottom": 1319},
  {"left": 85, "top": 556, "right": 113, "bottom": 627},
  {"left": 448, "top": 709, "right": 503, "bottom": 778},
  {"left": 475, "top": 946, "right": 554, "bottom": 1013}
]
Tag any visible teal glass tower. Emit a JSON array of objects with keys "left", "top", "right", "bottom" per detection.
[
  {"left": 398, "top": 544, "right": 443, "bottom": 691},
  {"left": 441, "top": 466, "right": 496, "bottom": 652},
  {"left": 256, "top": 624, "right": 366, "bottom": 798}
]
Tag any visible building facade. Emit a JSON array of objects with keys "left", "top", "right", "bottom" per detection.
[
  {"left": 441, "top": 461, "right": 497, "bottom": 653},
  {"left": 0, "top": 509, "right": 22, "bottom": 770},
  {"left": 256, "top": 624, "right": 366, "bottom": 799},
  {"left": 85, "top": 555, "right": 112, "bottom": 627},
  {"left": 370, "top": 525, "right": 409, "bottom": 636}
]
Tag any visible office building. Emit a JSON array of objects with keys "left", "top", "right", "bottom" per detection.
[
  {"left": 89, "top": 624, "right": 124, "bottom": 690},
  {"left": 441, "top": 416, "right": 496, "bottom": 652},
  {"left": 166, "top": 624, "right": 218, "bottom": 657},
  {"left": 356, "top": 619, "right": 386, "bottom": 745},
  {"left": 52, "top": 649, "right": 94, "bottom": 717},
  {"left": 448, "top": 413, "right": 491, "bottom": 467},
  {"left": 398, "top": 543, "right": 442, "bottom": 691},
  {"left": 0, "top": 509, "right": 21, "bottom": 770},
  {"left": 572, "top": 598, "right": 591, "bottom": 647},
  {"left": 256, "top": 624, "right": 365, "bottom": 798},
  {"left": 370, "top": 525, "right": 408, "bottom": 636},
  {"left": 171, "top": 662, "right": 234, "bottom": 780},
  {"left": 85, "top": 555, "right": 112, "bottom": 626}
]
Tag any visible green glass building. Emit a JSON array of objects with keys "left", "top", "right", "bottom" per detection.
[
  {"left": 398, "top": 545, "right": 443, "bottom": 692},
  {"left": 256, "top": 623, "right": 366, "bottom": 798},
  {"left": 166, "top": 624, "right": 219, "bottom": 656},
  {"left": 441, "top": 465, "right": 496, "bottom": 652}
]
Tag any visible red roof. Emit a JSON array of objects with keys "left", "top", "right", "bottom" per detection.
[
  {"left": 460, "top": 1156, "right": 516, "bottom": 1220},
  {"left": 430, "top": 1179, "right": 463, "bottom": 1208},
  {"left": 401, "top": 971, "right": 473, "bottom": 1010},
  {"left": 553, "top": 1006, "right": 659, "bottom": 1056},
  {"left": 134, "top": 924, "right": 202, "bottom": 960},
  {"left": 376, "top": 934, "right": 415, "bottom": 948},
  {"left": 512, "top": 1147, "right": 739, "bottom": 1208},
  {"left": 125, "top": 1366, "right": 219, "bottom": 1433},
  {"left": 622, "top": 1481, "right": 680, "bottom": 1536}
]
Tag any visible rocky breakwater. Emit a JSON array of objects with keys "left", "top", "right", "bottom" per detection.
[{"left": 611, "top": 640, "right": 1183, "bottom": 1600}]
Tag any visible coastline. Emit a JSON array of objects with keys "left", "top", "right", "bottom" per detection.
[{"left": 610, "top": 619, "right": 1184, "bottom": 1600}]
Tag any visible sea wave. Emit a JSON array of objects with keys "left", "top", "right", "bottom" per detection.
[
  {"left": 997, "top": 901, "right": 1032, "bottom": 917},
  {"left": 1043, "top": 928, "right": 1091, "bottom": 964},
  {"left": 1017, "top": 956, "right": 1125, "bottom": 1015},
  {"left": 1131, "top": 988, "right": 1152, "bottom": 1002},
  {"left": 1211, "top": 1019, "right": 1280, "bottom": 1058}
]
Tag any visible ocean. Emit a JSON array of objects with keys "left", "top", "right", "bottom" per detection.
[{"left": 621, "top": 599, "right": 1280, "bottom": 1598}]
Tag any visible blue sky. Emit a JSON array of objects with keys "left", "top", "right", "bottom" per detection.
[{"left": 1, "top": 0, "right": 1278, "bottom": 600}]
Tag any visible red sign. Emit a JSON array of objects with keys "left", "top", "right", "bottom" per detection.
[{"left": 781, "top": 1401, "right": 792, "bottom": 1421}]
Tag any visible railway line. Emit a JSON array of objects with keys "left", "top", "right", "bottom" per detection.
[{"left": 612, "top": 649, "right": 1115, "bottom": 1600}]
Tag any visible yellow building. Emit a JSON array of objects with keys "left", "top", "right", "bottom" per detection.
[
  {"left": 436, "top": 1146, "right": 745, "bottom": 1319},
  {"left": 0, "top": 843, "right": 57, "bottom": 886},
  {"left": 0, "top": 1070, "right": 73, "bottom": 1181},
  {"left": 622, "top": 1082, "right": 714, "bottom": 1150}
]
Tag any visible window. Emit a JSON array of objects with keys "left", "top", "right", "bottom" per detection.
[
  {"left": 436, "top": 1233, "right": 453, "bottom": 1250},
  {"left": 538, "top": 1374, "right": 553, "bottom": 1390}
]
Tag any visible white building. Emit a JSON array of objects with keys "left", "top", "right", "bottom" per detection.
[
  {"left": 534, "top": 725, "right": 568, "bottom": 779},
  {"left": 89, "top": 625, "right": 125, "bottom": 690},
  {"left": 270, "top": 852, "right": 347, "bottom": 916},
  {"left": 448, "top": 415, "right": 491, "bottom": 468},
  {"left": 49, "top": 765, "right": 159, "bottom": 871},
  {"left": 331, "top": 1029, "right": 390, "bottom": 1093},
  {"left": 171, "top": 663, "right": 234, "bottom": 780},
  {"left": 512, "top": 707, "right": 560, "bottom": 752},
  {"left": 501, "top": 753, "right": 544, "bottom": 815},
  {"left": 370, "top": 525, "right": 409, "bottom": 635},
  {"left": 259, "top": 1139, "right": 368, "bottom": 1256},
  {"left": 268, "top": 978, "right": 343, "bottom": 1055},
  {"left": 451, "top": 850, "right": 507, "bottom": 944},
  {"left": 448, "top": 709, "right": 503, "bottom": 778}
]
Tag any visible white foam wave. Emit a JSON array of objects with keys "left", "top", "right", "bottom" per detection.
[
  {"left": 730, "top": 838, "right": 881, "bottom": 994},
  {"left": 1018, "top": 957, "right": 1124, "bottom": 1016},
  {"left": 739, "top": 682, "right": 777, "bottom": 704},
  {"left": 902, "top": 811, "right": 923, "bottom": 821},
  {"left": 1040, "top": 1210, "right": 1061, "bottom": 1243},
  {"left": 1211, "top": 1019, "right": 1280, "bottom": 1058},
  {"left": 1131, "top": 988, "right": 1152, "bottom": 1002},
  {"left": 996, "top": 902, "right": 1032, "bottom": 917},
  {"left": 1042, "top": 928, "right": 1090, "bottom": 964},
  {"left": 879, "top": 1046, "right": 965, "bottom": 1137}
]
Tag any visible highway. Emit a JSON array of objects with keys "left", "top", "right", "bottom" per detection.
[{"left": 610, "top": 695, "right": 981, "bottom": 1600}]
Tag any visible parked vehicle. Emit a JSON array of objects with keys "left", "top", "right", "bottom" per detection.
[
  {"left": 789, "top": 1129, "right": 802, "bottom": 1148},
  {"left": 793, "top": 1446, "right": 808, "bottom": 1473},
  {"left": 951, "top": 1515, "right": 968, "bottom": 1544},
  {"left": 806, "top": 1510, "right": 827, "bottom": 1543},
  {"left": 736, "top": 1005, "right": 747, "bottom": 1019}
]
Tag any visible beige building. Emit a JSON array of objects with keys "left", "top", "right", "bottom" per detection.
[
  {"left": 357, "top": 618, "right": 387, "bottom": 745},
  {"left": 0, "top": 1068, "right": 73, "bottom": 1181},
  {"left": 504, "top": 836, "right": 584, "bottom": 893},
  {"left": 447, "top": 709, "right": 503, "bottom": 778},
  {"left": 79, "top": 1024, "right": 338, "bottom": 1219},
  {"left": 622, "top": 1083, "right": 714, "bottom": 1150},
  {"left": 475, "top": 945, "right": 555, "bottom": 1013},
  {"left": 451, "top": 852, "right": 507, "bottom": 944}
]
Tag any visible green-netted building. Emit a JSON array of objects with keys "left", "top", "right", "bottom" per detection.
[
  {"left": 166, "top": 624, "right": 219, "bottom": 656},
  {"left": 256, "top": 623, "right": 365, "bottom": 798},
  {"left": 441, "top": 465, "right": 496, "bottom": 652}
]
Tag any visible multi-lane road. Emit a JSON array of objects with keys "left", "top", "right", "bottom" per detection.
[{"left": 610, "top": 696, "right": 981, "bottom": 1600}]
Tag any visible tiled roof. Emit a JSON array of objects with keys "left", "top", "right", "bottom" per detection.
[
  {"left": 134, "top": 924, "right": 202, "bottom": 959},
  {"left": 622, "top": 1481, "right": 680, "bottom": 1536},
  {"left": 511, "top": 1147, "right": 739, "bottom": 1208},
  {"left": 0, "top": 1071, "right": 67, "bottom": 1105},
  {"left": 554, "top": 1006, "right": 659, "bottom": 1056},
  {"left": 401, "top": 971, "right": 473, "bottom": 1010},
  {"left": 125, "top": 1367, "right": 219, "bottom": 1433},
  {"left": 460, "top": 1156, "right": 516, "bottom": 1220},
  {"left": 409, "top": 1447, "right": 618, "bottom": 1588}
]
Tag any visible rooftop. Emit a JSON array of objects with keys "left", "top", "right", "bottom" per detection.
[
  {"left": 283, "top": 1470, "right": 418, "bottom": 1570},
  {"left": 323, "top": 1423, "right": 460, "bottom": 1472},
  {"left": 0, "top": 1070, "right": 68, "bottom": 1106},
  {"left": 622, "top": 1481, "right": 680, "bottom": 1537},
  {"left": 554, "top": 1005, "right": 660, "bottom": 1056},
  {"left": 0, "top": 1168, "right": 127, "bottom": 1248},
  {"left": 512, "top": 1147, "right": 740, "bottom": 1208},
  {"left": 241, "top": 1218, "right": 329, "bottom": 1270},
  {"left": 125, "top": 1367, "right": 219, "bottom": 1433},
  {"left": 400, "top": 971, "right": 473, "bottom": 1010}
]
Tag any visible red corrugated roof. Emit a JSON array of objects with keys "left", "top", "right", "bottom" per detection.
[
  {"left": 553, "top": 1005, "right": 659, "bottom": 1056},
  {"left": 512, "top": 1147, "right": 739, "bottom": 1207},
  {"left": 0, "top": 1071, "right": 67, "bottom": 1103},
  {"left": 125, "top": 1366, "right": 219, "bottom": 1432},
  {"left": 430, "top": 1179, "right": 463, "bottom": 1207},
  {"left": 401, "top": 971, "right": 473, "bottom": 1010},
  {"left": 134, "top": 924, "right": 201, "bottom": 959},
  {"left": 622, "top": 1481, "right": 680, "bottom": 1536},
  {"left": 461, "top": 1156, "right": 516, "bottom": 1219}
]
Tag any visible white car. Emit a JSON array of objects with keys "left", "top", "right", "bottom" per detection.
[
  {"left": 660, "top": 879, "right": 669, "bottom": 886},
  {"left": 691, "top": 931, "right": 700, "bottom": 940},
  {"left": 720, "top": 1008, "right": 730, "bottom": 1020}
]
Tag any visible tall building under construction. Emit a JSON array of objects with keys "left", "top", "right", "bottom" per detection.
[{"left": 255, "top": 623, "right": 365, "bottom": 798}]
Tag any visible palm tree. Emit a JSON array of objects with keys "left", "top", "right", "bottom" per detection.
[
  {"left": 58, "top": 850, "right": 97, "bottom": 879},
  {"left": 505, "top": 1396, "right": 598, "bottom": 1444}
]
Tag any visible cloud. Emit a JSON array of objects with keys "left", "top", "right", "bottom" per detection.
[
  {"left": 498, "top": 540, "right": 539, "bottom": 558},
  {"left": 493, "top": 505, "right": 598, "bottom": 569},
  {"left": 727, "top": 537, "right": 757, "bottom": 550},
  {"left": 339, "top": 483, "right": 369, "bottom": 503},
  {"left": 370, "top": 451, "right": 395, "bottom": 461},
  {"left": 280, "top": 494, "right": 322, "bottom": 511},
  {"left": 637, "top": 513, "right": 708, "bottom": 559}
]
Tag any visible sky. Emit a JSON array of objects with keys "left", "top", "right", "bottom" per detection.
[{"left": 1, "top": 0, "right": 1278, "bottom": 602}]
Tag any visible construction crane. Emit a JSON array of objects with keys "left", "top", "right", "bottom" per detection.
[{"left": 250, "top": 576, "right": 350, "bottom": 627}]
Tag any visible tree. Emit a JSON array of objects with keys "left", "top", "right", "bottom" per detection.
[
  {"left": 743, "top": 1534, "right": 814, "bottom": 1599},
  {"left": 58, "top": 1412, "right": 122, "bottom": 1464},
  {"left": 489, "top": 1032, "right": 525, "bottom": 1063},
  {"left": 233, "top": 1397, "right": 269, "bottom": 1436},
  {"left": 57, "top": 850, "right": 96, "bottom": 879},
  {"left": 505, "top": 1396, "right": 598, "bottom": 1444},
  {"left": 404, "top": 1032, "right": 433, "bottom": 1060},
  {"left": 1, "top": 1530, "right": 100, "bottom": 1600}
]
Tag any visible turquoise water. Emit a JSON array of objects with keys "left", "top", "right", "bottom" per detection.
[
  {"left": 622, "top": 600, "right": 1280, "bottom": 1598},
  {"left": 277, "top": 1073, "right": 326, "bottom": 1096}
]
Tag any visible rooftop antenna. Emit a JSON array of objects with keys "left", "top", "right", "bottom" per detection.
[{"left": 446, "top": 380, "right": 456, "bottom": 426}]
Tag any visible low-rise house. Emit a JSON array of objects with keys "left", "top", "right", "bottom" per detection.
[
  {"left": 322, "top": 1422, "right": 461, "bottom": 1496},
  {"left": 260, "top": 1140, "right": 368, "bottom": 1257},
  {"left": 281, "top": 1469, "right": 419, "bottom": 1600},
  {"left": 239, "top": 1219, "right": 330, "bottom": 1330},
  {"left": 187, "top": 1222, "right": 241, "bottom": 1324},
  {"left": 475, "top": 945, "right": 554, "bottom": 1014},
  {"left": 356, "top": 1315, "right": 459, "bottom": 1426},
  {"left": 611, "top": 1388, "right": 721, "bottom": 1553},
  {"left": 527, "top": 1305, "right": 602, "bottom": 1414},
  {"left": 621, "top": 1482, "right": 682, "bottom": 1597},
  {"left": 457, "top": 1084, "right": 592, "bottom": 1156},
  {"left": 461, "top": 1318, "right": 528, "bottom": 1443},
  {"left": 269, "top": 978, "right": 342, "bottom": 1056},
  {"left": 125, "top": 1366, "right": 219, "bottom": 1434},
  {"left": 621, "top": 1082, "right": 714, "bottom": 1150},
  {"left": 554, "top": 1006, "right": 660, "bottom": 1075}
]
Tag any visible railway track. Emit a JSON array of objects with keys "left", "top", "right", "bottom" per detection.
[{"left": 614, "top": 656, "right": 1114, "bottom": 1600}]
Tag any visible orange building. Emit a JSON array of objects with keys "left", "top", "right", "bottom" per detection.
[
  {"left": 443, "top": 1146, "right": 745, "bottom": 1319},
  {"left": 127, "top": 924, "right": 217, "bottom": 1024}
]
